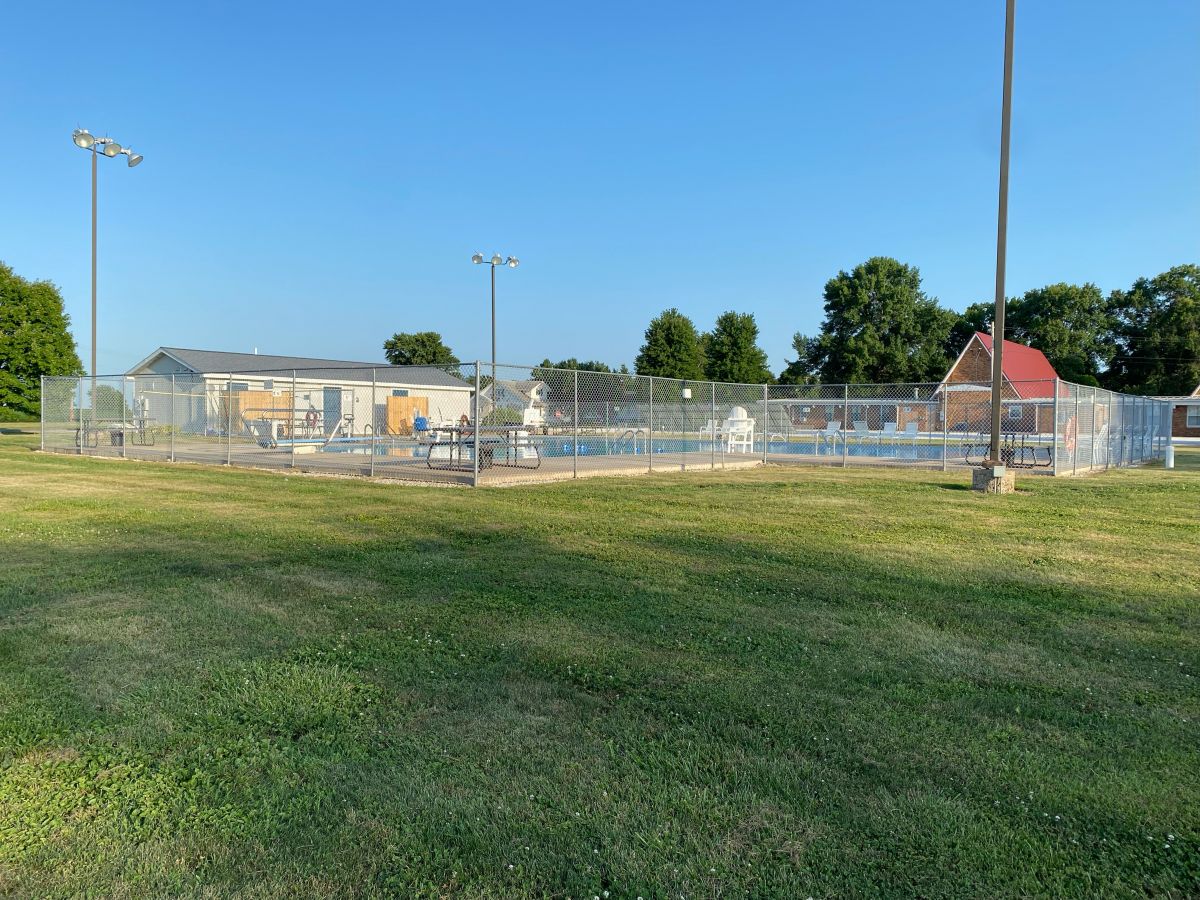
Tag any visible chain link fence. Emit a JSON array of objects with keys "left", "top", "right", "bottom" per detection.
[{"left": 41, "top": 364, "right": 1171, "bottom": 486}]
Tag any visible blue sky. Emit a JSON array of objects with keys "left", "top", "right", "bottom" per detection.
[{"left": 2, "top": 0, "right": 1197, "bottom": 375}]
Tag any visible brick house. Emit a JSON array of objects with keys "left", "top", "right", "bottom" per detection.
[
  {"left": 934, "top": 332, "right": 1061, "bottom": 434},
  {"left": 1165, "top": 383, "right": 1200, "bottom": 438}
]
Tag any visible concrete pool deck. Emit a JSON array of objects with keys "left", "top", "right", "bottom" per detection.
[{"left": 45, "top": 433, "right": 998, "bottom": 486}]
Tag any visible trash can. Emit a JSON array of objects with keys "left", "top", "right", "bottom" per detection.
[{"left": 110, "top": 430, "right": 124, "bottom": 447}]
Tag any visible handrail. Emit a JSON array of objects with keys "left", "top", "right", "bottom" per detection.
[{"left": 612, "top": 428, "right": 644, "bottom": 454}]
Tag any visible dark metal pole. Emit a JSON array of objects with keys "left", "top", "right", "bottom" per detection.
[
  {"left": 490, "top": 262, "right": 497, "bottom": 406},
  {"left": 91, "top": 148, "right": 97, "bottom": 407},
  {"left": 989, "top": 0, "right": 1016, "bottom": 464}
]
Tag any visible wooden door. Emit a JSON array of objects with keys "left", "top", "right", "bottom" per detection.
[{"left": 386, "top": 396, "right": 430, "bottom": 435}]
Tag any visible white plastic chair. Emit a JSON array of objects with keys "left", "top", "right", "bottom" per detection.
[{"left": 724, "top": 417, "right": 755, "bottom": 453}]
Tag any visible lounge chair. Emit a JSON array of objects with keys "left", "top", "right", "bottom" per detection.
[
  {"left": 879, "top": 422, "right": 898, "bottom": 449},
  {"left": 819, "top": 420, "right": 843, "bottom": 454}
]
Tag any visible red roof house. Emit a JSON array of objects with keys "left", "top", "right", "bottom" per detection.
[
  {"left": 937, "top": 332, "right": 1061, "bottom": 433},
  {"left": 940, "top": 332, "right": 1059, "bottom": 398}
]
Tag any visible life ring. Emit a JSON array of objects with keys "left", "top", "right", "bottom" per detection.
[
  {"left": 1065, "top": 416, "right": 1077, "bottom": 453},
  {"left": 304, "top": 410, "right": 319, "bottom": 428}
]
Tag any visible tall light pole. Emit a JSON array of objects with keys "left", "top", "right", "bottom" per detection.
[
  {"left": 988, "top": 0, "right": 1016, "bottom": 466},
  {"left": 72, "top": 128, "right": 142, "bottom": 408},
  {"left": 471, "top": 252, "right": 519, "bottom": 408}
]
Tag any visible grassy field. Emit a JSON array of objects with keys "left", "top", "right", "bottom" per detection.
[{"left": 1, "top": 429, "right": 1197, "bottom": 898}]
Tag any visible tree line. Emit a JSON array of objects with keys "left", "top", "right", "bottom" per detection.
[
  {"left": 777, "top": 256, "right": 1197, "bottom": 395},
  {"left": 383, "top": 257, "right": 1197, "bottom": 395}
]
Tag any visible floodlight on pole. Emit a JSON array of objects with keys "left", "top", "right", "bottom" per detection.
[
  {"left": 472, "top": 251, "right": 521, "bottom": 407},
  {"left": 71, "top": 128, "right": 143, "bottom": 410}
]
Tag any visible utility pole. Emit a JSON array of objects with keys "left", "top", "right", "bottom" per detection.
[
  {"left": 976, "top": 0, "right": 1018, "bottom": 494},
  {"left": 988, "top": 0, "right": 1016, "bottom": 467}
]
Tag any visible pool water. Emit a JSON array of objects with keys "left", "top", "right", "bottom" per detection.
[{"left": 315, "top": 434, "right": 991, "bottom": 463}]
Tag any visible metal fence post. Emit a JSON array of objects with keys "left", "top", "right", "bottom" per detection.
[
  {"left": 1073, "top": 387, "right": 1079, "bottom": 475},
  {"left": 370, "top": 368, "right": 377, "bottom": 478},
  {"left": 1090, "top": 388, "right": 1097, "bottom": 472},
  {"left": 648, "top": 375, "right": 654, "bottom": 474},
  {"left": 169, "top": 374, "right": 176, "bottom": 462},
  {"left": 711, "top": 381, "right": 717, "bottom": 470},
  {"left": 762, "top": 382, "right": 769, "bottom": 465},
  {"left": 1105, "top": 393, "right": 1111, "bottom": 470},
  {"left": 841, "top": 384, "right": 849, "bottom": 469},
  {"left": 291, "top": 370, "right": 297, "bottom": 469},
  {"left": 1121, "top": 395, "right": 1128, "bottom": 466},
  {"left": 941, "top": 388, "right": 948, "bottom": 472},
  {"left": 472, "top": 362, "right": 481, "bottom": 487},
  {"left": 226, "top": 375, "right": 233, "bottom": 466},
  {"left": 578, "top": 367, "right": 583, "bottom": 480},
  {"left": 1051, "top": 378, "right": 1060, "bottom": 475},
  {"left": 39, "top": 376, "right": 46, "bottom": 451},
  {"left": 77, "top": 378, "right": 84, "bottom": 455},
  {"left": 120, "top": 378, "right": 128, "bottom": 459}
]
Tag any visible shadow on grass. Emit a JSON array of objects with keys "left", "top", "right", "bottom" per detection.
[{"left": 1, "top": 499, "right": 1197, "bottom": 897}]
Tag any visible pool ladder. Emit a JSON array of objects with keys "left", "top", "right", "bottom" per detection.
[{"left": 611, "top": 428, "right": 645, "bottom": 455}]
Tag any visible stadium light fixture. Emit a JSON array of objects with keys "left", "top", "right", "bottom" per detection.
[
  {"left": 471, "top": 251, "right": 521, "bottom": 399},
  {"left": 71, "top": 128, "right": 143, "bottom": 403}
]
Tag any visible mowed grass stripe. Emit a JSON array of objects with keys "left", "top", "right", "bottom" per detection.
[{"left": 1, "top": 431, "right": 1197, "bottom": 898}]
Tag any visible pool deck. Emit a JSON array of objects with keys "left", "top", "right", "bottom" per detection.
[{"left": 47, "top": 434, "right": 1005, "bottom": 486}]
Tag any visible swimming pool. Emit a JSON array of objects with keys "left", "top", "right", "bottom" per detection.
[{"left": 314, "top": 434, "right": 965, "bottom": 463}]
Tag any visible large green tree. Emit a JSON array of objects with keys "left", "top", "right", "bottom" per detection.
[
  {"left": 799, "top": 257, "right": 957, "bottom": 383},
  {"left": 1005, "top": 282, "right": 1112, "bottom": 385},
  {"left": 0, "top": 262, "right": 84, "bottom": 417},
  {"left": 1105, "top": 264, "right": 1200, "bottom": 395},
  {"left": 634, "top": 308, "right": 706, "bottom": 380},
  {"left": 702, "top": 311, "right": 772, "bottom": 384},
  {"left": 382, "top": 331, "right": 458, "bottom": 367}
]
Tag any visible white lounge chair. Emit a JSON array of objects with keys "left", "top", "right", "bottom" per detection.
[
  {"left": 819, "top": 420, "right": 843, "bottom": 454},
  {"left": 879, "top": 422, "right": 898, "bottom": 449}
]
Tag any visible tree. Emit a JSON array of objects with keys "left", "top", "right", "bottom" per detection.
[
  {"left": 945, "top": 301, "right": 994, "bottom": 358},
  {"left": 0, "top": 262, "right": 84, "bottom": 417},
  {"left": 536, "top": 358, "right": 614, "bottom": 374},
  {"left": 634, "top": 308, "right": 706, "bottom": 380},
  {"left": 777, "top": 333, "right": 820, "bottom": 385},
  {"left": 1105, "top": 264, "right": 1200, "bottom": 395},
  {"left": 532, "top": 359, "right": 633, "bottom": 404},
  {"left": 702, "top": 311, "right": 772, "bottom": 384},
  {"left": 382, "top": 331, "right": 458, "bottom": 367},
  {"left": 1005, "top": 283, "right": 1112, "bottom": 385},
  {"left": 803, "top": 257, "right": 956, "bottom": 383}
]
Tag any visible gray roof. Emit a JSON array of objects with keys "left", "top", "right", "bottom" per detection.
[{"left": 134, "top": 347, "right": 468, "bottom": 389}]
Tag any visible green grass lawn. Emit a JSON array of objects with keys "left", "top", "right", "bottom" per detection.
[{"left": 1, "top": 429, "right": 1197, "bottom": 898}]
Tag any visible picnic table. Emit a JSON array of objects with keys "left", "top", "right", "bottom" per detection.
[
  {"left": 76, "top": 417, "right": 156, "bottom": 448},
  {"left": 425, "top": 425, "right": 541, "bottom": 471}
]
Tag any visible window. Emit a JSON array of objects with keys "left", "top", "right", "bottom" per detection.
[
  {"left": 263, "top": 379, "right": 274, "bottom": 390},
  {"left": 230, "top": 382, "right": 249, "bottom": 392},
  {"left": 1187, "top": 406, "right": 1200, "bottom": 428},
  {"left": 1007, "top": 405, "right": 1022, "bottom": 421},
  {"left": 392, "top": 389, "right": 409, "bottom": 398}
]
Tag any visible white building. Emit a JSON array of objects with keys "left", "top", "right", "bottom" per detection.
[
  {"left": 127, "top": 347, "right": 473, "bottom": 438},
  {"left": 479, "top": 379, "right": 549, "bottom": 426}
]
